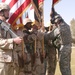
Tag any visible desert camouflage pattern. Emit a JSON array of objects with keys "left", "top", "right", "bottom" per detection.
[
  {"left": 45, "top": 42, "right": 57, "bottom": 75},
  {"left": 0, "top": 3, "right": 10, "bottom": 11},
  {"left": 14, "top": 29, "right": 26, "bottom": 75},
  {"left": 44, "top": 26, "right": 58, "bottom": 75},
  {"left": 23, "top": 29, "right": 33, "bottom": 75},
  {"left": 0, "top": 23, "right": 16, "bottom": 75},
  {"left": 23, "top": 28, "right": 45, "bottom": 75}
]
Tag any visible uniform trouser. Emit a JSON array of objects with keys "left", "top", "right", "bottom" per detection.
[
  {"left": 0, "top": 62, "right": 16, "bottom": 75},
  {"left": 59, "top": 46, "right": 71, "bottom": 75},
  {"left": 18, "top": 68, "right": 25, "bottom": 75},
  {"left": 24, "top": 53, "right": 32, "bottom": 75},
  {"left": 32, "top": 57, "right": 45, "bottom": 75},
  {"left": 46, "top": 47, "right": 57, "bottom": 75}
]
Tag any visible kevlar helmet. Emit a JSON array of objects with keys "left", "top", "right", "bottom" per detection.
[
  {"left": 0, "top": 3, "right": 10, "bottom": 11},
  {"left": 50, "top": 14, "right": 62, "bottom": 24},
  {"left": 23, "top": 18, "right": 32, "bottom": 26},
  {"left": 54, "top": 15, "right": 62, "bottom": 23}
]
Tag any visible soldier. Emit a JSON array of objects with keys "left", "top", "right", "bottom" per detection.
[
  {"left": 14, "top": 24, "right": 27, "bottom": 75},
  {"left": 23, "top": 18, "right": 33, "bottom": 75},
  {"left": 52, "top": 14, "right": 72, "bottom": 75},
  {"left": 0, "top": 2, "right": 22, "bottom": 75},
  {"left": 44, "top": 22, "right": 57, "bottom": 75},
  {"left": 50, "top": 6, "right": 72, "bottom": 75},
  {"left": 23, "top": 18, "right": 46, "bottom": 75},
  {"left": 30, "top": 24, "right": 45, "bottom": 75}
]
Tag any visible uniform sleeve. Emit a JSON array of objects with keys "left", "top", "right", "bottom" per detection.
[
  {"left": 0, "top": 38, "right": 14, "bottom": 50},
  {"left": 54, "top": 28, "right": 60, "bottom": 37},
  {"left": 44, "top": 30, "right": 55, "bottom": 41}
]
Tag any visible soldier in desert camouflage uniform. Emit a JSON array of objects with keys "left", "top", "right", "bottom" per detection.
[
  {"left": 44, "top": 22, "right": 57, "bottom": 75},
  {"left": 23, "top": 18, "right": 33, "bottom": 75},
  {"left": 23, "top": 18, "right": 45, "bottom": 75},
  {"left": 30, "top": 24, "right": 45, "bottom": 75},
  {"left": 0, "top": 2, "right": 22, "bottom": 75},
  {"left": 14, "top": 24, "right": 27, "bottom": 75}
]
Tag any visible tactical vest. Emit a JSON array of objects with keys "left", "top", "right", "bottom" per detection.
[{"left": 23, "top": 30, "right": 34, "bottom": 54}]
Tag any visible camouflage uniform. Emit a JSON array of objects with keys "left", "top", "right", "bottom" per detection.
[
  {"left": 32, "top": 29, "right": 45, "bottom": 75},
  {"left": 0, "top": 23, "right": 15, "bottom": 75},
  {"left": 23, "top": 28, "right": 45, "bottom": 75},
  {"left": 45, "top": 41, "right": 57, "bottom": 75},
  {"left": 0, "top": 3, "right": 14, "bottom": 75},
  {"left": 51, "top": 14, "right": 72, "bottom": 75},
  {"left": 14, "top": 27, "right": 27, "bottom": 75},
  {"left": 58, "top": 22, "right": 72, "bottom": 75},
  {"left": 23, "top": 29, "right": 33, "bottom": 75},
  {"left": 23, "top": 18, "right": 33, "bottom": 75},
  {"left": 44, "top": 25, "right": 58, "bottom": 75},
  {"left": 0, "top": 3, "right": 22, "bottom": 75}
]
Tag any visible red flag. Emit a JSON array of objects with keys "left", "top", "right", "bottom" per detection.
[
  {"left": 52, "top": 0, "right": 60, "bottom": 6},
  {"left": 2, "top": 0, "right": 31, "bottom": 27}
]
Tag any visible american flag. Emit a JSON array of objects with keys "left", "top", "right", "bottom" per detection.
[{"left": 2, "top": 0, "right": 31, "bottom": 28}]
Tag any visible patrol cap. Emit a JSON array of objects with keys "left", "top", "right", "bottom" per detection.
[
  {"left": 0, "top": 3, "right": 10, "bottom": 11},
  {"left": 23, "top": 18, "right": 32, "bottom": 26}
]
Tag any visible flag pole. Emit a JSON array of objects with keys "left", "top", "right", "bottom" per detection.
[
  {"left": 39, "top": 0, "right": 45, "bottom": 63},
  {"left": 31, "top": 0, "right": 41, "bottom": 26}
]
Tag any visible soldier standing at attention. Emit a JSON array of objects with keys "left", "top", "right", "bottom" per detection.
[
  {"left": 23, "top": 18, "right": 33, "bottom": 75},
  {"left": 14, "top": 24, "right": 27, "bottom": 75},
  {"left": 30, "top": 24, "right": 45, "bottom": 75},
  {"left": 23, "top": 18, "right": 45, "bottom": 75},
  {"left": 0, "top": 2, "right": 22, "bottom": 75}
]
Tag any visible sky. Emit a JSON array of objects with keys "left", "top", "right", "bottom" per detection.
[
  {"left": 0, "top": 0, "right": 75, "bottom": 26},
  {"left": 44, "top": 0, "right": 75, "bottom": 26}
]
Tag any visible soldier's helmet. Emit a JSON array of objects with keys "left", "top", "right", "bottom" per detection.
[
  {"left": 54, "top": 15, "right": 62, "bottom": 23},
  {"left": 0, "top": 3, "right": 10, "bottom": 11},
  {"left": 51, "top": 14, "right": 62, "bottom": 24},
  {"left": 23, "top": 18, "right": 32, "bottom": 26}
]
